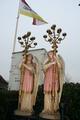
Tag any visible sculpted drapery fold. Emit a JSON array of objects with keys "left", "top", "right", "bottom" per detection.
[
  {"left": 43, "top": 51, "right": 65, "bottom": 114},
  {"left": 18, "top": 54, "right": 39, "bottom": 113}
]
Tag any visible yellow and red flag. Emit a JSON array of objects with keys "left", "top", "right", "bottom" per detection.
[{"left": 19, "top": 0, "right": 48, "bottom": 25}]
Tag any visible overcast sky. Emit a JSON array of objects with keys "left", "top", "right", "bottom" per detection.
[{"left": 0, "top": 0, "right": 80, "bottom": 83}]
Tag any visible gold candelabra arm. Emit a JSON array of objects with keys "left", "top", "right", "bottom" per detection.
[
  {"left": 43, "top": 24, "right": 67, "bottom": 53},
  {"left": 18, "top": 31, "right": 37, "bottom": 54}
]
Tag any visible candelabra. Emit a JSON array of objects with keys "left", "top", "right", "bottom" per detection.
[
  {"left": 43, "top": 24, "right": 67, "bottom": 53},
  {"left": 18, "top": 31, "right": 37, "bottom": 54},
  {"left": 17, "top": 32, "right": 37, "bottom": 110}
]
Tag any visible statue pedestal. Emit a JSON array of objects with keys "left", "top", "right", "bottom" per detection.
[
  {"left": 14, "top": 109, "right": 32, "bottom": 116},
  {"left": 14, "top": 110, "right": 38, "bottom": 120},
  {"left": 39, "top": 111, "right": 60, "bottom": 120}
]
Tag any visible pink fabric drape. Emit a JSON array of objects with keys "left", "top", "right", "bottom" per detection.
[
  {"left": 44, "top": 62, "right": 59, "bottom": 93},
  {"left": 22, "top": 68, "right": 34, "bottom": 93}
]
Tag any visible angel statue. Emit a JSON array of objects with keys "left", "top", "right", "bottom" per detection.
[
  {"left": 42, "top": 50, "right": 65, "bottom": 116},
  {"left": 18, "top": 53, "right": 39, "bottom": 115}
]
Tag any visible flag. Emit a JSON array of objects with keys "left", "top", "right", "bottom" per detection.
[
  {"left": 19, "top": 0, "right": 48, "bottom": 25},
  {"left": 32, "top": 18, "right": 47, "bottom": 25}
]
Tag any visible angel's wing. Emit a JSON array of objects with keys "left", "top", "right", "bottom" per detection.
[
  {"left": 57, "top": 55, "right": 65, "bottom": 103},
  {"left": 32, "top": 56, "right": 39, "bottom": 106}
]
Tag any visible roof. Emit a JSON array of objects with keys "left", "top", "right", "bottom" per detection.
[{"left": 0, "top": 75, "right": 8, "bottom": 89}]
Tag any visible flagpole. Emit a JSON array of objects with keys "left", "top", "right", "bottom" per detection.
[{"left": 12, "top": 8, "right": 20, "bottom": 53}]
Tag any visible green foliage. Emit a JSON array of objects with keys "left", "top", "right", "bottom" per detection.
[
  {"left": 34, "top": 85, "right": 44, "bottom": 114},
  {"left": 60, "top": 83, "right": 80, "bottom": 120},
  {"left": 0, "top": 90, "right": 18, "bottom": 120},
  {"left": 0, "top": 83, "right": 80, "bottom": 120}
]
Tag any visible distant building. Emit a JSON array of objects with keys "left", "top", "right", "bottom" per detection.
[
  {"left": 0, "top": 75, "right": 8, "bottom": 90},
  {"left": 8, "top": 48, "right": 47, "bottom": 90}
]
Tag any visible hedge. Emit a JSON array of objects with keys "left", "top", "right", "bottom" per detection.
[{"left": 0, "top": 83, "right": 80, "bottom": 120}]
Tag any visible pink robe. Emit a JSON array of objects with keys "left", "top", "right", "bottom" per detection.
[
  {"left": 22, "top": 67, "right": 34, "bottom": 93},
  {"left": 44, "top": 62, "right": 59, "bottom": 94},
  {"left": 20, "top": 63, "right": 37, "bottom": 112}
]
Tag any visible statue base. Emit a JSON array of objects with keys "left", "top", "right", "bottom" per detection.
[
  {"left": 14, "top": 110, "right": 38, "bottom": 120},
  {"left": 39, "top": 111, "right": 60, "bottom": 120},
  {"left": 14, "top": 109, "right": 32, "bottom": 116}
]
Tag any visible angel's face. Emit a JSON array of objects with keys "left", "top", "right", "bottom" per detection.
[
  {"left": 48, "top": 51, "right": 53, "bottom": 59},
  {"left": 27, "top": 54, "right": 33, "bottom": 62}
]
